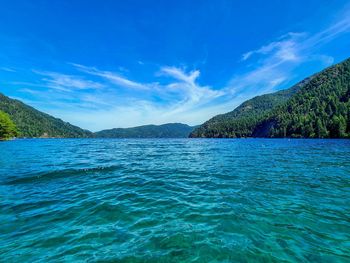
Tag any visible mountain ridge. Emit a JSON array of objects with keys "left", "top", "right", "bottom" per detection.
[
  {"left": 94, "top": 123, "right": 197, "bottom": 138},
  {"left": 0, "top": 93, "right": 92, "bottom": 138},
  {"left": 190, "top": 77, "right": 312, "bottom": 138},
  {"left": 190, "top": 57, "right": 350, "bottom": 138},
  {"left": 0, "top": 93, "right": 196, "bottom": 138}
]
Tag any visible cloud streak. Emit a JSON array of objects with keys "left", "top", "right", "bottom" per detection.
[
  {"left": 0, "top": 67, "right": 16, "bottom": 72},
  {"left": 161, "top": 66, "right": 223, "bottom": 103},
  {"left": 241, "top": 32, "right": 305, "bottom": 62},
  {"left": 33, "top": 70, "right": 104, "bottom": 92},
  {"left": 72, "top": 63, "right": 150, "bottom": 90},
  {"left": 228, "top": 9, "right": 350, "bottom": 100}
]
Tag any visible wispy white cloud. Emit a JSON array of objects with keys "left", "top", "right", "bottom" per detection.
[
  {"left": 51, "top": 97, "right": 234, "bottom": 131},
  {"left": 161, "top": 66, "right": 200, "bottom": 84},
  {"left": 33, "top": 70, "right": 104, "bottom": 92},
  {"left": 230, "top": 8, "right": 350, "bottom": 99},
  {"left": 0, "top": 67, "right": 16, "bottom": 72},
  {"left": 229, "top": 33, "right": 305, "bottom": 97},
  {"left": 241, "top": 32, "right": 305, "bottom": 62},
  {"left": 19, "top": 88, "right": 42, "bottom": 95},
  {"left": 306, "top": 8, "right": 350, "bottom": 46},
  {"left": 72, "top": 63, "right": 150, "bottom": 90},
  {"left": 10, "top": 81, "right": 48, "bottom": 88},
  {"left": 161, "top": 66, "right": 222, "bottom": 102},
  {"left": 18, "top": 64, "right": 226, "bottom": 130}
]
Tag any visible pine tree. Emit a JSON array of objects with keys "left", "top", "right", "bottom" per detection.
[{"left": 0, "top": 111, "right": 18, "bottom": 140}]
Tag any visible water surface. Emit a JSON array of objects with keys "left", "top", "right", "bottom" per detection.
[{"left": 1, "top": 139, "right": 349, "bottom": 262}]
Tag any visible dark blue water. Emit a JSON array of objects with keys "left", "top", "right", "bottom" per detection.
[{"left": 1, "top": 139, "right": 350, "bottom": 262}]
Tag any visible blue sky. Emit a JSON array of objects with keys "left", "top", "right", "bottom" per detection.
[{"left": 1, "top": 0, "right": 350, "bottom": 131}]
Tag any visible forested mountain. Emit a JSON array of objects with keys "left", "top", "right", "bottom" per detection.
[
  {"left": 95, "top": 123, "right": 196, "bottom": 138},
  {"left": 258, "top": 58, "right": 350, "bottom": 138},
  {"left": 190, "top": 57, "right": 350, "bottom": 138},
  {"left": 0, "top": 93, "right": 92, "bottom": 138},
  {"left": 190, "top": 77, "right": 312, "bottom": 138}
]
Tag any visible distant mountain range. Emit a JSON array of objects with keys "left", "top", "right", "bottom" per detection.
[
  {"left": 94, "top": 123, "right": 196, "bottom": 138},
  {"left": 191, "top": 57, "right": 350, "bottom": 138},
  {"left": 0, "top": 93, "right": 196, "bottom": 138},
  {"left": 2, "top": 58, "right": 350, "bottom": 139}
]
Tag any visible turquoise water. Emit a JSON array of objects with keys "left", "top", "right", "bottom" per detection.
[{"left": 1, "top": 139, "right": 350, "bottom": 262}]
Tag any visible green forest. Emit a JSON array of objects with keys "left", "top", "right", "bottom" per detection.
[
  {"left": 190, "top": 58, "right": 350, "bottom": 138},
  {"left": 95, "top": 123, "right": 196, "bottom": 138},
  {"left": 266, "top": 58, "right": 350, "bottom": 138},
  {"left": 0, "top": 110, "right": 17, "bottom": 140}
]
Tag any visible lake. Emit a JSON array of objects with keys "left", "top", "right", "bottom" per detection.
[{"left": 1, "top": 139, "right": 350, "bottom": 262}]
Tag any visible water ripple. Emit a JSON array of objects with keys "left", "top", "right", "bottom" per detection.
[{"left": 0, "top": 138, "right": 350, "bottom": 262}]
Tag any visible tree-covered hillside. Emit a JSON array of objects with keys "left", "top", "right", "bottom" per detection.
[
  {"left": 95, "top": 123, "right": 196, "bottom": 138},
  {"left": 190, "top": 77, "right": 312, "bottom": 138},
  {"left": 259, "top": 58, "right": 350, "bottom": 138},
  {"left": 191, "top": 57, "right": 350, "bottom": 138},
  {"left": 0, "top": 93, "right": 92, "bottom": 138}
]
